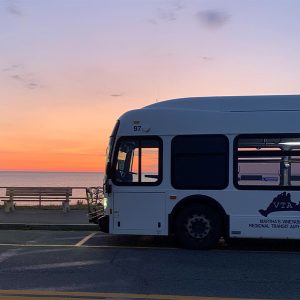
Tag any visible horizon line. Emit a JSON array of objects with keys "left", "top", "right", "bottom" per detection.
[{"left": 0, "top": 170, "right": 104, "bottom": 173}]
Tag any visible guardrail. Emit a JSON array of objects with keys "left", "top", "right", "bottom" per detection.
[
  {"left": 0, "top": 186, "right": 96, "bottom": 212},
  {"left": 0, "top": 186, "right": 105, "bottom": 224}
]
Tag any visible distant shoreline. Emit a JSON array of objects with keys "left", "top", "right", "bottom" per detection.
[
  {"left": 0, "top": 172, "right": 104, "bottom": 191},
  {"left": 0, "top": 171, "right": 104, "bottom": 173}
]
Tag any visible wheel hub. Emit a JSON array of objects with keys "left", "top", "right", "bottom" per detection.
[{"left": 185, "top": 214, "right": 211, "bottom": 239}]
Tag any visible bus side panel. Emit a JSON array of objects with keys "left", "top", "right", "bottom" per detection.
[
  {"left": 230, "top": 216, "right": 300, "bottom": 239},
  {"left": 228, "top": 190, "right": 300, "bottom": 239}
]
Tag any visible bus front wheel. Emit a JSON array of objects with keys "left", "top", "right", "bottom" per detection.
[{"left": 174, "top": 204, "right": 221, "bottom": 250}]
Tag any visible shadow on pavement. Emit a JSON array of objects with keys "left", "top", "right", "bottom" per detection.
[
  {"left": 220, "top": 238, "right": 300, "bottom": 252},
  {"left": 86, "top": 233, "right": 300, "bottom": 252}
]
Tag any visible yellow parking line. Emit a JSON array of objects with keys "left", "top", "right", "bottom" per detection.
[
  {"left": 75, "top": 232, "right": 97, "bottom": 247},
  {"left": 0, "top": 297, "right": 267, "bottom": 300},
  {"left": 0, "top": 297, "right": 95, "bottom": 300},
  {"left": 0, "top": 243, "right": 74, "bottom": 247},
  {"left": 0, "top": 289, "right": 271, "bottom": 300}
]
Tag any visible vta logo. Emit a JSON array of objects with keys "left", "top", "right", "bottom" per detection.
[{"left": 259, "top": 192, "right": 300, "bottom": 217}]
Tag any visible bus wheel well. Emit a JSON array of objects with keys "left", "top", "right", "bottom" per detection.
[{"left": 169, "top": 195, "right": 228, "bottom": 238}]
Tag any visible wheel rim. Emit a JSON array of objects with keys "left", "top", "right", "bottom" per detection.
[{"left": 185, "top": 214, "right": 211, "bottom": 239}]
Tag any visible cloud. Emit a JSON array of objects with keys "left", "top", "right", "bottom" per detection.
[
  {"left": 149, "top": 0, "right": 185, "bottom": 24},
  {"left": 26, "top": 82, "right": 39, "bottom": 89},
  {"left": 110, "top": 93, "right": 123, "bottom": 97},
  {"left": 6, "top": 0, "right": 22, "bottom": 16},
  {"left": 2, "top": 64, "right": 21, "bottom": 72},
  {"left": 10, "top": 74, "right": 23, "bottom": 81},
  {"left": 3, "top": 64, "right": 42, "bottom": 90},
  {"left": 201, "top": 56, "right": 213, "bottom": 61},
  {"left": 196, "top": 10, "right": 230, "bottom": 29},
  {"left": 157, "top": 11, "right": 177, "bottom": 22}
]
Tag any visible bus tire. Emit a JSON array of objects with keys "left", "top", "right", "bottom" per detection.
[{"left": 174, "top": 203, "right": 221, "bottom": 250}]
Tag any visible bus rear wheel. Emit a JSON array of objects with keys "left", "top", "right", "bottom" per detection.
[{"left": 174, "top": 204, "right": 221, "bottom": 250}]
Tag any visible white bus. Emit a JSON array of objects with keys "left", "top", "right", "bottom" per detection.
[{"left": 99, "top": 95, "right": 300, "bottom": 249}]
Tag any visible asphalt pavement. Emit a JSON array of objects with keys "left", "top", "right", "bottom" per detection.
[
  {"left": 0, "top": 208, "right": 98, "bottom": 230},
  {"left": 0, "top": 208, "right": 300, "bottom": 299},
  {"left": 0, "top": 230, "right": 299, "bottom": 300}
]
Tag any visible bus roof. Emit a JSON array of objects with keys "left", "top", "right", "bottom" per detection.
[
  {"left": 144, "top": 95, "right": 300, "bottom": 112},
  {"left": 118, "top": 95, "right": 300, "bottom": 135}
]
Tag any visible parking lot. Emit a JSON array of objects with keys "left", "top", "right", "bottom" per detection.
[
  {"left": 0, "top": 230, "right": 299, "bottom": 300},
  {"left": 1, "top": 229, "right": 300, "bottom": 251}
]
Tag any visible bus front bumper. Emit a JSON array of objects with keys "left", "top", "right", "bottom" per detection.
[{"left": 98, "top": 215, "right": 109, "bottom": 233}]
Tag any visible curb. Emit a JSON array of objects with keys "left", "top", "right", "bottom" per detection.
[{"left": 0, "top": 223, "right": 99, "bottom": 231}]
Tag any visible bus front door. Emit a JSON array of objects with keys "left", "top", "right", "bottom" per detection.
[
  {"left": 112, "top": 190, "right": 166, "bottom": 235},
  {"left": 111, "top": 136, "right": 165, "bottom": 235}
]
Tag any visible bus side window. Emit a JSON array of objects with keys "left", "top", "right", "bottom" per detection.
[
  {"left": 171, "top": 135, "right": 229, "bottom": 189},
  {"left": 235, "top": 135, "right": 300, "bottom": 188}
]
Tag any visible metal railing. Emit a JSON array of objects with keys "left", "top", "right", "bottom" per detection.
[
  {"left": 0, "top": 186, "right": 96, "bottom": 206},
  {"left": 86, "top": 187, "right": 104, "bottom": 224},
  {"left": 0, "top": 186, "right": 104, "bottom": 222}
]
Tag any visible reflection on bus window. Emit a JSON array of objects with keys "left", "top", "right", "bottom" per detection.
[
  {"left": 114, "top": 137, "right": 161, "bottom": 185},
  {"left": 236, "top": 136, "right": 300, "bottom": 187}
]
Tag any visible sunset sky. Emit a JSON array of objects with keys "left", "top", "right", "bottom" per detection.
[{"left": 1, "top": 0, "right": 300, "bottom": 172}]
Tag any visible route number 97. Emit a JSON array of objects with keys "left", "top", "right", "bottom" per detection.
[{"left": 133, "top": 126, "right": 141, "bottom": 132}]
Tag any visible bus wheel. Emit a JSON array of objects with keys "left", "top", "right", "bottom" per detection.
[{"left": 174, "top": 204, "right": 221, "bottom": 250}]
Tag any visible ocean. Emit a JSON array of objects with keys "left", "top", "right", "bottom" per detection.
[
  {"left": 0, "top": 171, "right": 104, "bottom": 187},
  {"left": 0, "top": 171, "right": 104, "bottom": 205}
]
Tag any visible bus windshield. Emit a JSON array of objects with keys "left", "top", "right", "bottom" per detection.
[
  {"left": 113, "top": 137, "right": 161, "bottom": 184},
  {"left": 105, "top": 120, "right": 120, "bottom": 179}
]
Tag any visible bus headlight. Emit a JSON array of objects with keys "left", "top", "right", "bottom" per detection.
[{"left": 103, "top": 197, "right": 108, "bottom": 209}]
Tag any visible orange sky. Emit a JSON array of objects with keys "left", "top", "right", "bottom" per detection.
[{"left": 1, "top": 1, "right": 300, "bottom": 172}]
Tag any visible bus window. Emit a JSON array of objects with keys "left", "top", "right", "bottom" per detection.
[
  {"left": 104, "top": 120, "right": 120, "bottom": 179},
  {"left": 113, "top": 137, "right": 162, "bottom": 185},
  {"left": 141, "top": 147, "right": 159, "bottom": 182},
  {"left": 115, "top": 139, "right": 138, "bottom": 183},
  {"left": 171, "top": 135, "right": 229, "bottom": 189},
  {"left": 235, "top": 135, "right": 300, "bottom": 189}
]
